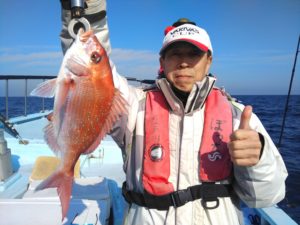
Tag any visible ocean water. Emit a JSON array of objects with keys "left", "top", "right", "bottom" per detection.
[
  {"left": 1, "top": 95, "right": 300, "bottom": 223},
  {"left": 0, "top": 97, "right": 54, "bottom": 117}
]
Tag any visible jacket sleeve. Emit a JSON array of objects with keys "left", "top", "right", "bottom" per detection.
[
  {"left": 231, "top": 103, "right": 288, "bottom": 208},
  {"left": 108, "top": 62, "right": 145, "bottom": 161}
]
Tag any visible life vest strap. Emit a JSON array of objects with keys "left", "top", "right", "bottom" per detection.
[{"left": 122, "top": 182, "right": 232, "bottom": 210}]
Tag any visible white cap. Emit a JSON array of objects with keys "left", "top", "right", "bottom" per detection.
[{"left": 159, "top": 24, "right": 213, "bottom": 55}]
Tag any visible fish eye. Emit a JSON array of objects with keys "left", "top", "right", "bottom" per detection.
[{"left": 90, "top": 52, "right": 102, "bottom": 64}]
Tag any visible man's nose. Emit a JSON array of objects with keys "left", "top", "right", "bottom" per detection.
[{"left": 177, "top": 57, "right": 190, "bottom": 68}]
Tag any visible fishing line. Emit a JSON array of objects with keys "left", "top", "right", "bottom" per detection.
[{"left": 278, "top": 35, "right": 300, "bottom": 148}]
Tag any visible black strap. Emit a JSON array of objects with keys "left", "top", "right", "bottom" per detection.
[{"left": 122, "top": 182, "right": 232, "bottom": 210}]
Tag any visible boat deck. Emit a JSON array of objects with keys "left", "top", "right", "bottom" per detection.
[
  {"left": 0, "top": 113, "right": 298, "bottom": 225},
  {"left": 0, "top": 114, "right": 126, "bottom": 224}
]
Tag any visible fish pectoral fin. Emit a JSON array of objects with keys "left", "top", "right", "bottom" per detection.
[
  {"left": 83, "top": 88, "right": 128, "bottom": 154},
  {"left": 30, "top": 78, "right": 57, "bottom": 98},
  {"left": 35, "top": 170, "right": 74, "bottom": 221}
]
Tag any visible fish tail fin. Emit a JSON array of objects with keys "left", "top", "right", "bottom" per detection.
[{"left": 35, "top": 170, "right": 74, "bottom": 220}]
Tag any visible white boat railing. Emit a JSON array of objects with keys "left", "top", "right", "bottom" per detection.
[
  {"left": 0, "top": 75, "right": 56, "bottom": 119},
  {"left": 0, "top": 75, "right": 155, "bottom": 119}
]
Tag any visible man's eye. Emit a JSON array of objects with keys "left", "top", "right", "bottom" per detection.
[
  {"left": 168, "top": 51, "right": 180, "bottom": 57},
  {"left": 190, "top": 52, "right": 201, "bottom": 57}
]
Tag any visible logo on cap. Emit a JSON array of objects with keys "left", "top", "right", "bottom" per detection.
[{"left": 169, "top": 26, "right": 200, "bottom": 38}]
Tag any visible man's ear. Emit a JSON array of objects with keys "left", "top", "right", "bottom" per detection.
[
  {"left": 205, "top": 55, "right": 212, "bottom": 75},
  {"left": 159, "top": 56, "right": 164, "bottom": 68}
]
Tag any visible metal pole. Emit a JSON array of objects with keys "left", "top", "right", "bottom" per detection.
[
  {"left": 42, "top": 79, "right": 45, "bottom": 112},
  {"left": 5, "top": 79, "right": 8, "bottom": 119},
  {"left": 24, "top": 79, "right": 28, "bottom": 116},
  {"left": 278, "top": 35, "right": 300, "bottom": 148}
]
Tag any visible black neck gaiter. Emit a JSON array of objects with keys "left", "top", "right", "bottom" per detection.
[{"left": 171, "top": 85, "right": 190, "bottom": 108}]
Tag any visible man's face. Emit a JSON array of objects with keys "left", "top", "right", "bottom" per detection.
[{"left": 160, "top": 42, "right": 212, "bottom": 92}]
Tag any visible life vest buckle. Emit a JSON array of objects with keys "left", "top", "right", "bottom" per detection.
[
  {"left": 201, "top": 183, "right": 220, "bottom": 209},
  {"left": 170, "top": 187, "right": 193, "bottom": 208}
]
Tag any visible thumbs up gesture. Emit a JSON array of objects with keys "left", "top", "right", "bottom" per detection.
[{"left": 228, "top": 106, "right": 262, "bottom": 166}]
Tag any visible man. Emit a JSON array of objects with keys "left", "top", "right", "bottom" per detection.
[{"left": 60, "top": 1, "right": 288, "bottom": 224}]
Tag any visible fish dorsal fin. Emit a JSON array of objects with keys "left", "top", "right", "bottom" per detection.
[
  {"left": 83, "top": 88, "right": 128, "bottom": 154},
  {"left": 30, "top": 78, "right": 57, "bottom": 98}
]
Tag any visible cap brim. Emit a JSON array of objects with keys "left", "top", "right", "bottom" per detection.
[{"left": 159, "top": 38, "right": 209, "bottom": 55}]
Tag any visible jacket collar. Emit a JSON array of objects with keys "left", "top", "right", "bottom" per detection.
[{"left": 156, "top": 75, "right": 216, "bottom": 114}]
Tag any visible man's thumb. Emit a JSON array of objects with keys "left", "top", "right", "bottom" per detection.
[{"left": 239, "top": 105, "right": 253, "bottom": 129}]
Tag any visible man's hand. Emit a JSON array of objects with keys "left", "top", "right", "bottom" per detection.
[{"left": 228, "top": 106, "right": 262, "bottom": 166}]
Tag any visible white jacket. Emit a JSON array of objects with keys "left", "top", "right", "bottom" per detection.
[{"left": 110, "top": 68, "right": 288, "bottom": 225}]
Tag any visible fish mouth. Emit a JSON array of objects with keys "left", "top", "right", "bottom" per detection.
[
  {"left": 79, "top": 29, "right": 94, "bottom": 42},
  {"left": 65, "top": 29, "right": 101, "bottom": 77},
  {"left": 66, "top": 64, "right": 89, "bottom": 77}
]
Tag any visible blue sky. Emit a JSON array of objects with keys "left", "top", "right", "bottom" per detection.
[{"left": 0, "top": 0, "right": 299, "bottom": 95}]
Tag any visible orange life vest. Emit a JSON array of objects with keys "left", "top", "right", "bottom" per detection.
[{"left": 143, "top": 88, "right": 233, "bottom": 196}]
